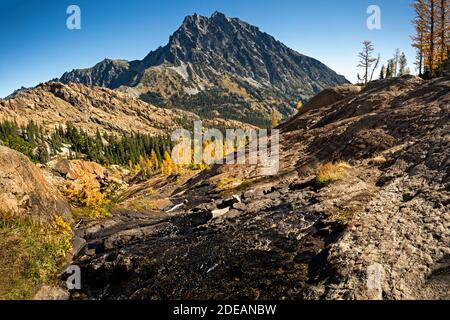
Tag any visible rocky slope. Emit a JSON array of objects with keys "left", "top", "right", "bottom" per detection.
[
  {"left": 0, "top": 81, "right": 252, "bottom": 135},
  {"left": 69, "top": 75, "right": 449, "bottom": 300},
  {"left": 0, "top": 146, "right": 71, "bottom": 224},
  {"left": 0, "top": 146, "right": 77, "bottom": 299},
  {"left": 59, "top": 12, "right": 348, "bottom": 127}
]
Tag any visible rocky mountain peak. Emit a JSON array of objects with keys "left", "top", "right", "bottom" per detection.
[
  {"left": 167, "top": 12, "right": 262, "bottom": 60},
  {"left": 59, "top": 12, "right": 349, "bottom": 127},
  {"left": 179, "top": 11, "right": 232, "bottom": 31},
  {"left": 154, "top": 11, "right": 347, "bottom": 88},
  {"left": 211, "top": 11, "right": 226, "bottom": 19}
]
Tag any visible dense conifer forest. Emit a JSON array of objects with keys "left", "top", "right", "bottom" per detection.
[{"left": 0, "top": 120, "right": 172, "bottom": 167}]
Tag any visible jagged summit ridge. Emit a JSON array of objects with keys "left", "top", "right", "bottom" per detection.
[{"left": 59, "top": 12, "right": 349, "bottom": 127}]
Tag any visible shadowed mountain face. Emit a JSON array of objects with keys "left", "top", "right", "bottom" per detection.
[
  {"left": 70, "top": 76, "right": 449, "bottom": 300},
  {"left": 60, "top": 12, "right": 348, "bottom": 127}
]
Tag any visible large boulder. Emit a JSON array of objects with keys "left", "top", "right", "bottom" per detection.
[
  {"left": 50, "top": 159, "right": 106, "bottom": 193},
  {"left": 0, "top": 146, "right": 71, "bottom": 223},
  {"left": 45, "top": 159, "right": 127, "bottom": 211}
]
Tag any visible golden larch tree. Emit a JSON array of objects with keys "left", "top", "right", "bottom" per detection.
[
  {"left": 412, "top": 0, "right": 449, "bottom": 75},
  {"left": 437, "top": 0, "right": 449, "bottom": 64},
  {"left": 271, "top": 109, "right": 281, "bottom": 128}
]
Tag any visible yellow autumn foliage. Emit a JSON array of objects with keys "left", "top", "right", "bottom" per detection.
[
  {"left": 63, "top": 185, "right": 111, "bottom": 219},
  {"left": 316, "top": 162, "right": 352, "bottom": 185}
]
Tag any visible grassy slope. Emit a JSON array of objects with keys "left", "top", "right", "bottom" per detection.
[{"left": 0, "top": 214, "right": 72, "bottom": 300}]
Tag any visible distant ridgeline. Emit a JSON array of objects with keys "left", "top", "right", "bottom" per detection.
[{"left": 0, "top": 120, "right": 173, "bottom": 167}]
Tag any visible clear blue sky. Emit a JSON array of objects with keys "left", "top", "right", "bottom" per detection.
[{"left": 0, "top": 0, "right": 416, "bottom": 98}]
